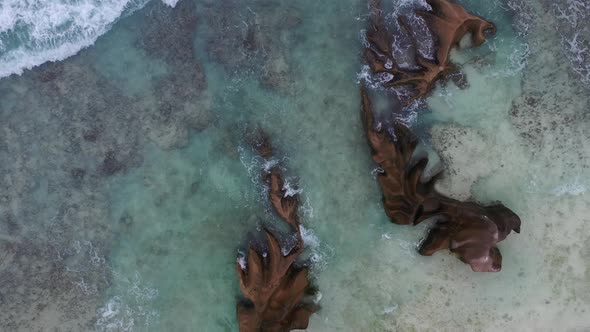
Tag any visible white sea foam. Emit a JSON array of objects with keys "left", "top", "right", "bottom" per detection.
[
  {"left": 386, "top": 0, "right": 434, "bottom": 61},
  {"left": 382, "top": 304, "right": 398, "bottom": 315},
  {"left": 554, "top": 0, "right": 589, "bottom": 27},
  {"left": 564, "top": 32, "right": 590, "bottom": 85},
  {"left": 386, "top": 0, "right": 430, "bottom": 19},
  {"left": 96, "top": 272, "right": 159, "bottom": 331},
  {"left": 0, "top": 0, "right": 176, "bottom": 79},
  {"left": 551, "top": 178, "right": 587, "bottom": 197},
  {"left": 398, "top": 239, "right": 418, "bottom": 258},
  {"left": 300, "top": 197, "right": 315, "bottom": 219},
  {"left": 96, "top": 297, "right": 127, "bottom": 330},
  {"left": 282, "top": 178, "right": 303, "bottom": 197},
  {"left": 237, "top": 250, "right": 247, "bottom": 270},
  {"left": 300, "top": 225, "right": 320, "bottom": 249},
  {"left": 313, "top": 291, "right": 322, "bottom": 305},
  {"left": 501, "top": 0, "right": 538, "bottom": 38},
  {"left": 553, "top": 0, "right": 590, "bottom": 86},
  {"left": 161, "top": 0, "right": 180, "bottom": 8},
  {"left": 263, "top": 159, "right": 280, "bottom": 173}
]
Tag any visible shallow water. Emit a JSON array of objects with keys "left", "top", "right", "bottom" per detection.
[{"left": 0, "top": 0, "right": 588, "bottom": 331}]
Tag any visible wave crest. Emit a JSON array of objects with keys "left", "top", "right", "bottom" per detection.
[{"left": 0, "top": 0, "right": 177, "bottom": 79}]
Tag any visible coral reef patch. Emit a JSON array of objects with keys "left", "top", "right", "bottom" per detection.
[{"left": 203, "top": 0, "right": 303, "bottom": 93}]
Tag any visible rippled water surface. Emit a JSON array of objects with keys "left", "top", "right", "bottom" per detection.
[{"left": 0, "top": 0, "right": 588, "bottom": 331}]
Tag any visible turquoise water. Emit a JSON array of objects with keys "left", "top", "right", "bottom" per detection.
[{"left": 0, "top": 0, "right": 589, "bottom": 331}]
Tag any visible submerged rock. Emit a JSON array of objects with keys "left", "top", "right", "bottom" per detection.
[
  {"left": 361, "top": 90, "right": 520, "bottom": 272},
  {"left": 35, "top": 61, "right": 65, "bottom": 83},
  {"left": 260, "top": 55, "right": 292, "bottom": 92},
  {"left": 245, "top": 126, "right": 274, "bottom": 159},
  {"left": 101, "top": 150, "right": 124, "bottom": 176},
  {"left": 364, "top": 0, "right": 495, "bottom": 103}
]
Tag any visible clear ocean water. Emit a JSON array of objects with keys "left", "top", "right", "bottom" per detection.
[{"left": 0, "top": 0, "right": 588, "bottom": 331}]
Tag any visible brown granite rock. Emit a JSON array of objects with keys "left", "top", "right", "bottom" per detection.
[
  {"left": 361, "top": 89, "right": 520, "bottom": 272},
  {"left": 236, "top": 131, "right": 317, "bottom": 331},
  {"left": 361, "top": 90, "right": 438, "bottom": 225},
  {"left": 364, "top": 0, "right": 495, "bottom": 102},
  {"left": 417, "top": 197, "right": 521, "bottom": 272}
]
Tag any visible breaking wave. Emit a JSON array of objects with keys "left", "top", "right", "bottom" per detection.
[{"left": 0, "top": 0, "right": 176, "bottom": 79}]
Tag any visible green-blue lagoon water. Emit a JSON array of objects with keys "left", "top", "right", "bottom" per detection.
[{"left": 0, "top": 0, "right": 588, "bottom": 331}]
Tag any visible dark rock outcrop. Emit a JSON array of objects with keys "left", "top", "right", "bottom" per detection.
[
  {"left": 417, "top": 198, "right": 521, "bottom": 272},
  {"left": 237, "top": 131, "right": 317, "bottom": 331},
  {"left": 204, "top": 1, "right": 302, "bottom": 93},
  {"left": 364, "top": 0, "right": 495, "bottom": 102},
  {"left": 362, "top": 90, "right": 520, "bottom": 272},
  {"left": 361, "top": 90, "right": 438, "bottom": 225}
]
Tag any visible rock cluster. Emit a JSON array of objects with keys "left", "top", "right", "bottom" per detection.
[
  {"left": 236, "top": 131, "right": 318, "bottom": 331},
  {"left": 361, "top": 90, "right": 520, "bottom": 272},
  {"left": 364, "top": 0, "right": 495, "bottom": 102}
]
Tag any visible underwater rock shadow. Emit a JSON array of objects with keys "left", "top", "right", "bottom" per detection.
[{"left": 361, "top": 89, "right": 520, "bottom": 272}]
